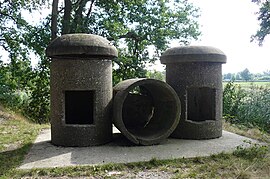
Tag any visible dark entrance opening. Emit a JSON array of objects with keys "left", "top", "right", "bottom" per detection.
[
  {"left": 65, "top": 90, "right": 94, "bottom": 125},
  {"left": 187, "top": 87, "right": 216, "bottom": 122}
]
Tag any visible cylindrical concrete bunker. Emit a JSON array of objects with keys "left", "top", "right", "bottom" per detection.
[
  {"left": 46, "top": 34, "right": 118, "bottom": 146},
  {"left": 113, "top": 78, "right": 181, "bottom": 145},
  {"left": 160, "top": 46, "right": 226, "bottom": 139}
]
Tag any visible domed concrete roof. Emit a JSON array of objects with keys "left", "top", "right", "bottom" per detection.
[
  {"left": 160, "top": 46, "right": 226, "bottom": 64},
  {"left": 46, "top": 34, "right": 118, "bottom": 59}
]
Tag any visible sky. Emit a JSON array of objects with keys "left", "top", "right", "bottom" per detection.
[{"left": 169, "top": 0, "right": 270, "bottom": 74}]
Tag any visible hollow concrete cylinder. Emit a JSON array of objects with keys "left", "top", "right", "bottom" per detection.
[
  {"left": 113, "top": 78, "right": 181, "bottom": 145},
  {"left": 160, "top": 46, "right": 226, "bottom": 139},
  {"left": 46, "top": 34, "right": 117, "bottom": 146}
]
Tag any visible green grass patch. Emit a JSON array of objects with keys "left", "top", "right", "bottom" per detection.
[{"left": 0, "top": 108, "right": 48, "bottom": 177}]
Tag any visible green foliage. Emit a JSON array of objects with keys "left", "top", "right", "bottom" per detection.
[
  {"left": 146, "top": 70, "right": 165, "bottom": 81},
  {"left": 223, "top": 81, "right": 270, "bottom": 132},
  {"left": 237, "top": 84, "right": 270, "bottom": 130},
  {"left": 23, "top": 20, "right": 51, "bottom": 123},
  {"left": 0, "top": 0, "right": 200, "bottom": 123},
  {"left": 0, "top": 0, "right": 51, "bottom": 123},
  {"left": 0, "top": 18, "right": 51, "bottom": 123},
  {"left": 59, "top": 0, "right": 201, "bottom": 84},
  {"left": 223, "top": 68, "right": 270, "bottom": 81},
  {"left": 0, "top": 61, "right": 31, "bottom": 112},
  {"left": 251, "top": 0, "right": 270, "bottom": 45},
  {"left": 223, "top": 80, "right": 247, "bottom": 119},
  {"left": 239, "top": 68, "right": 252, "bottom": 81}
]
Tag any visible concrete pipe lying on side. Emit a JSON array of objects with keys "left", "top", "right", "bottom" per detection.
[{"left": 113, "top": 78, "right": 181, "bottom": 145}]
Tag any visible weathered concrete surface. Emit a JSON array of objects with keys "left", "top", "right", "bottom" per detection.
[
  {"left": 47, "top": 34, "right": 117, "bottom": 147},
  {"left": 19, "top": 129, "right": 260, "bottom": 169},
  {"left": 113, "top": 78, "right": 180, "bottom": 145},
  {"left": 160, "top": 46, "right": 226, "bottom": 63},
  {"left": 160, "top": 46, "right": 226, "bottom": 139},
  {"left": 46, "top": 34, "right": 117, "bottom": 58}
]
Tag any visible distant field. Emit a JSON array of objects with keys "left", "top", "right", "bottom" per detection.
[{"left": 223, "top": 81, "right": 270, "bottom": 89}]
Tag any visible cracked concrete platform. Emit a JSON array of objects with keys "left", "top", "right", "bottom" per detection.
[{"left": 20, "top": 129, "right": 258, "bottom": 169}]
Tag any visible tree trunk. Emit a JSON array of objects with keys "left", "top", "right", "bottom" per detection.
[
  {"left": 51, "top": 0, "right": 59, "bottom": 40},
  {"left": 62, "top": 0, "right": 72, "bottom": 34},
  {"left": 71, "top": 0, "right": 88, "bottom": 32}
]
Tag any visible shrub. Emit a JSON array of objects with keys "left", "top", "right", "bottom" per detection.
[
  {"left": 223, "top": 81, "right": 270, "bottom": 132},
  {"left": 223, "top": 81, "right": 246, "bottom": 122}
]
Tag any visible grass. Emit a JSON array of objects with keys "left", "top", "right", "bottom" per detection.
[
  {"left": 223, "top": 120, "right": 270, "bottom": 143},
  {"left": 8, "top": 144, "right": 270, "bottom": 178},
  {"left": 0, "top": 105, "right": 48, "bottom": 178},
  {"left": 0, "top": 106, "right": 270, "bottom": 178}
]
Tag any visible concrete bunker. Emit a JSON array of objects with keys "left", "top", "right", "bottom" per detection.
[
  {"left": 46, "top": 33, "right": 118, "bottom": 147},
  {"left": 160, "top": 46, "right": 226, "bottom": 139},
  {"left": 113, "top": 78, "right": 181, "bottom": 145}
]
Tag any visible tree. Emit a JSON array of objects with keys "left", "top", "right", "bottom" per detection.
[
  {"left": 146, "top": 70, "right": 165, "bottom": 81},
  {"left": 223, "top": 73, "right": 233, "bottom": 80},
  {"left": 235, "top": 73, "right": 241, "bottom": 81},
  {"left": 251, "top": 0, "right": 270, "bottom": 45},
  {"left": 240, "top": 68, "right": 252, "bottom": 81},
  {"left": 0, "top": 0, "right": 201, "bottom": 123},
  {"left": 0, "top": 0, "right": 51, "bottom": 122},
  {"left": 52, "top": 0, "right": 201, "bottom": 83}
]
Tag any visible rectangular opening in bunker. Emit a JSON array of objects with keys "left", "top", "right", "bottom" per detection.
[
  {"left": 187, "top": 87, "right": 216, "bottom": 122},
  {"left": 65, "top": 90, "right": 94, "bottom": 125}
]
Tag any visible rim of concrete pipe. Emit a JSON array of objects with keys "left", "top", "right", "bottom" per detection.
[
  {"left": 113, "top": 78, "right": 181, "bottom": 145},
  {"left": 46, "top": 33, "right": 118, "bottom": 58},
  {"left": 160, "top": 46, "right": 226, "bottom": 64}
]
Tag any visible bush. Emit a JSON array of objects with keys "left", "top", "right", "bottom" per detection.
[
  {"left": 223, "top": 81, "right": 247, "bottom": 121},
  {"left": 0, "top": 60, "right": 50, "bottom": 124},
  {"left": 223, "top": 81, "right": 270, "bottom": 132},
  {"left": 0, "top": 63, "right": 30, "bottom": 113}
]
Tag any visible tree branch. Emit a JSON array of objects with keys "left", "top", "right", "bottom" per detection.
[
  {"left": 71, "top": 0, "right": 88, "bottom": 32},
  {"left": 0, "top": 11, "right": 17, "bottom": 23},
  {"left": 86, "top": 0, "right": 95, "bottom": 18}
]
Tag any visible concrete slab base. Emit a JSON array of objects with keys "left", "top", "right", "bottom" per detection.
[{"left": 20, "top": 129, "right": 258, "bottom": 169}]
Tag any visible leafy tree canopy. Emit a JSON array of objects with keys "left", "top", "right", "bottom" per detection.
[
  {"left": 0, "top": 0, "right": 201, "bottom": 122},
  {"left": 240, "top": 68, "right": 252, "bottom": 81},
  {"left": 0, "top": 0, "right": 51, "bottom": 122},
  {"left": 251, "top": 0, "right": 270, "bottom": 45},
  {"left": 54, "top": 0, "right": 201, "bottom": 83}
]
